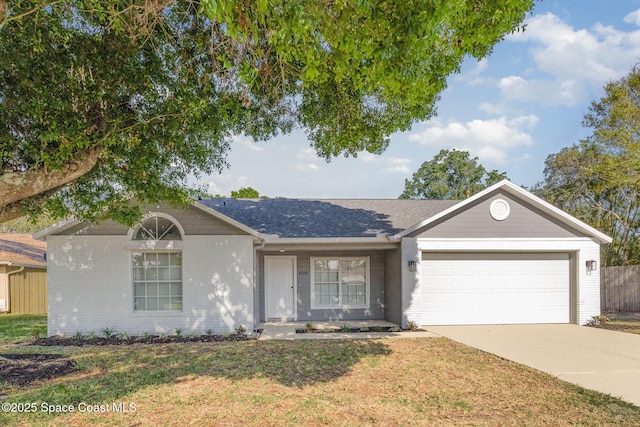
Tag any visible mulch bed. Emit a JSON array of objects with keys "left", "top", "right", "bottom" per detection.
[
  {"left": 0, "top": 353, "right": 78, "bottom": 387},
  {"left": 0, "top": 331, "right": 264, "bottom": 389},
  {"left": 30, "top": 330, "right": 263, "bottom": 346}
]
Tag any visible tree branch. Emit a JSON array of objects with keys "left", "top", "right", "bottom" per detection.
[
  {"left": 0, "top": 186, "right": 64, "bottom": 223},
  {"left": 1, "top": 147, "right": 102, "bottom": 210}
]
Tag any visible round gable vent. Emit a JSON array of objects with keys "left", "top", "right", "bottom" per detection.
[{"left": 490, "top": 199, "right": 510, "bottom": 221}]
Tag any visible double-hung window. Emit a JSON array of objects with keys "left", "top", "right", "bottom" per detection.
[
  {"left": 311, "top": 257, "right": 369, "bottom": 309},
  {"left": 132, "top": 216, "right": 182, "bottom": 311}
]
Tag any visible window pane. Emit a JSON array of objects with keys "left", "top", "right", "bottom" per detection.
[
  {"left": 162, "top": 227, "right": 182, "bottom": 240},
  {"left": 134, "top": 267, "right": 145, "bottom": 281},
  {"left": 156, "top": 217, "right": 176, "bottom": 240},
  {"left": 157, "top": 267, "right": 170, "bottom": 280},
  {"left": 132, "top": 252, "right": 143, "bottom": 266},
  {"left": 158, "top": 297, "right": 171, "bottom": 310},
  {"left": 171, "top": 282, "right": 182, "bottom": 296},
  {"left": 134, "top": 297, "right": 146, "bottom": 310},
  {"left": 315, "top": 260, "right": 327, "bottom": 271},
  {"left": 171, "top": 298, "right": 182, "bottom": 310},
  {"left": 157, "top": 253, "right": 169, "bottom": 266},
  {"left": 169, "top": 253, "right": 182, "bottom": 266},
  {"left": 159, "top": 282, "right": 170, "bottom": 296},
  {"left": 147, "top": 283, "right": 158, "bottom": 296},
  {"left": 134, "top": 282, "right": 146, "bottom": 296},
  {"left": 170, "top": 267, "right": 181, "bottom": 280},
  {"left": 147, "top": 298, "right": 158, "bottom": 310},
  {"left": 146, "top": 268, "right": 158, "bottom": 281}
]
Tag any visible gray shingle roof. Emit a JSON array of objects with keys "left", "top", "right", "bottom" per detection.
[{"left": 198, "top": 198, "right": 459, "bottom": 238}]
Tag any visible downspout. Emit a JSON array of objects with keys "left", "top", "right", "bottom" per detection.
[
  {"left": 253, "top": 236, "right": 266, "bottom": 331},
  {"left": 6, "top": 265, "right": 25, "bottom": 313}
]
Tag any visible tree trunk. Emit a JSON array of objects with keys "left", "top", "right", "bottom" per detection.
[{"left": 1, "top": 148, "right": 101, "bottom": 207}]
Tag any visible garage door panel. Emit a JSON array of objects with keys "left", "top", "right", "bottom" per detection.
[{"left": 420, "top": 252, "right": 570, "bottom": 325}]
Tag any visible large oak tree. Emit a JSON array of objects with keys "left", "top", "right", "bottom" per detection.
[
  {"left": 535, "top": 65, "right": 640, "bottom": 266},
  {"left": 400, "top": 149, "right": 508, "bottom": 200},
  {"left": 0, "top": 0, "right": 536, "bottom": 224}
]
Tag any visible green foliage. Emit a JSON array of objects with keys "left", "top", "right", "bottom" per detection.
[
  {"left": 535, "top": 65, "right": 640, "bottom": 266},
  {"left": 230, "top": 187, "right": 262, "bottom": 198},
  {"left": 0, "top": 215, "right": 58, "bottom": 233},
  {"left": 1, "top": 0, "right": 535, "bottom": 224},
  {"left": 0, "top": 314, "right": 47, "bottom": 343},
  {"left": 101, "top": 327, "right": 115, "bottom": 339},
  {"left": 400, "top": 149, "right": 508, "bottom": 200}
]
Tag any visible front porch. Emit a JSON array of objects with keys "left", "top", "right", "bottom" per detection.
[{"left": 258, "top": 319, "right": 408, "bottom": 340}]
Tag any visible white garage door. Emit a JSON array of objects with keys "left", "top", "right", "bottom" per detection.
[{"left": 420, "top": 252, "right": 570, "bottom": 325}]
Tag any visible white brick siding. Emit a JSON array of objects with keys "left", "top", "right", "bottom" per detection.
[{"left": 47, "top": 235, "right": 254, "bottom": 336}]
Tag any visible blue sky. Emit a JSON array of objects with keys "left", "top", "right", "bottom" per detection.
[{"left": 201, "top": 0, "right": 640, "bottom": 199}]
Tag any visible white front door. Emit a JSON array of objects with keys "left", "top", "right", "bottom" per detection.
[{"left": 265, "top": 256, "right": 296, "bottom": 320}]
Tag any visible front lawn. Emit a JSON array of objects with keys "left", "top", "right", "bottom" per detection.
[
  {"left": 0, "top": 313, "right": 46, "bottom": 344},
  {"left": 1, "top": 338, "right": 639, "bottom": 426}
]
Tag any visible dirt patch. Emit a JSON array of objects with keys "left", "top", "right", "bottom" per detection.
[
  {"left": 0, "top": 353, "right": 78, "bottom": 387},
  {"left": 604, "top": 311, "right": 640, "bottom": 321}
]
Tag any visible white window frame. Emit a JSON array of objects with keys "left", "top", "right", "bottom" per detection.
[
  {"left": 130, "top": 214, "right": 184, "bottom": 312},
  {"left": 132, "top": 250, "right": 183, "bottom": 311},
  {"left": 310, "top": 256, "right": 370, "bottom": 310}
]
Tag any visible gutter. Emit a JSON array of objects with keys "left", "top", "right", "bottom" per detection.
[{"left": 263, "top": 236, "right": 395, "bottom": 245}]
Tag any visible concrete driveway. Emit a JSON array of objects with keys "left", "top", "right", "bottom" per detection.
[{"left": 426, "top": 324, "right": 640, "bottom": 407}]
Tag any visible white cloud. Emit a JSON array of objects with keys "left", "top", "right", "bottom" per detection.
[
  {"left": 457, "top": 58, "right": 490, "bottom": 86},
  {"left": 206, "top": 174, "right": 250, "bottom": 196},
  {"left": 498, "top": 75, "right": 586, "bottom": 106},
  {"left": 355, "top": 151, "right": 413, "bottom": 174},
  {"left": 384, "top": 158, "right": 412, "bottom": 174},
  {"left": 294, "top": 147, "right": 322, "bottom": 172},
  {"left": 295, "top": 163, "right": 320, "bottom": 172},
  {"left": 407, "top": 116, "right": 538, "bottom": 165},
  {"left": 624, "top": 9, "right": 640, "bottom": 26},
  {"left": 232, "top": 135, "right": 264, "bottom": 152},
  {"left": 504, "top": 12, "right": 640, "bottom": 105}
]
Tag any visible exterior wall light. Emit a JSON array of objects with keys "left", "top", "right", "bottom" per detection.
[
  {"left": 586, "top": 260, "right": 597, "bottom": 275},
  {"left": 408, "top": 260, "right": 417, "bottom": 272}
]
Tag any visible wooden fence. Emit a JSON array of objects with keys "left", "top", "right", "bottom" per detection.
[
  {"left": 9, "top": 267, "right": 47, "bottom": 314},
  {"left": 601, "top": 265, "right": 640, "bottom": 312}
]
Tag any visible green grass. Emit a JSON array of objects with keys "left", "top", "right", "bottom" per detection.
[
  {"left": 1, "top": 338, "right": 640, "bottom": 426},
  {"left": 0, "top": 313, "right": 46, "bottom": 344}
]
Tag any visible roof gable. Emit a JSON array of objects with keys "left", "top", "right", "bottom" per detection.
[{"left": 396, "top": 180, "right": 612, "bottom": 244}]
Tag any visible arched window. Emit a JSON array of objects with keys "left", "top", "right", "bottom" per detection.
[
  {"left": 132, "top": 216, "right": 182, "bottom": 241},
  {"left": 132, "top": 215, "right": 182, "bottom": 311}
]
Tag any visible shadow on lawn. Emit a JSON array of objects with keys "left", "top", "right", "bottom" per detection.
[{"left": 2, "top": 340, "right": 392, "bottom": 411}]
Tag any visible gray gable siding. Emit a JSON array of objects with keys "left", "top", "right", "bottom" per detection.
[
  {"left": 58, "top": 203, "right": 249, "bottom": 236},
  {"left": 258, "top": 250, "right": 386, "bottom": 322},
  {"left": 411, "top": 191, "right": 587, "bottom": 239}
]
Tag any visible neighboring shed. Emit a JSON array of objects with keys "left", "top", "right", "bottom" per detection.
[{"left": 0, "top": 234, "right": 47, "bottom": 314}]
